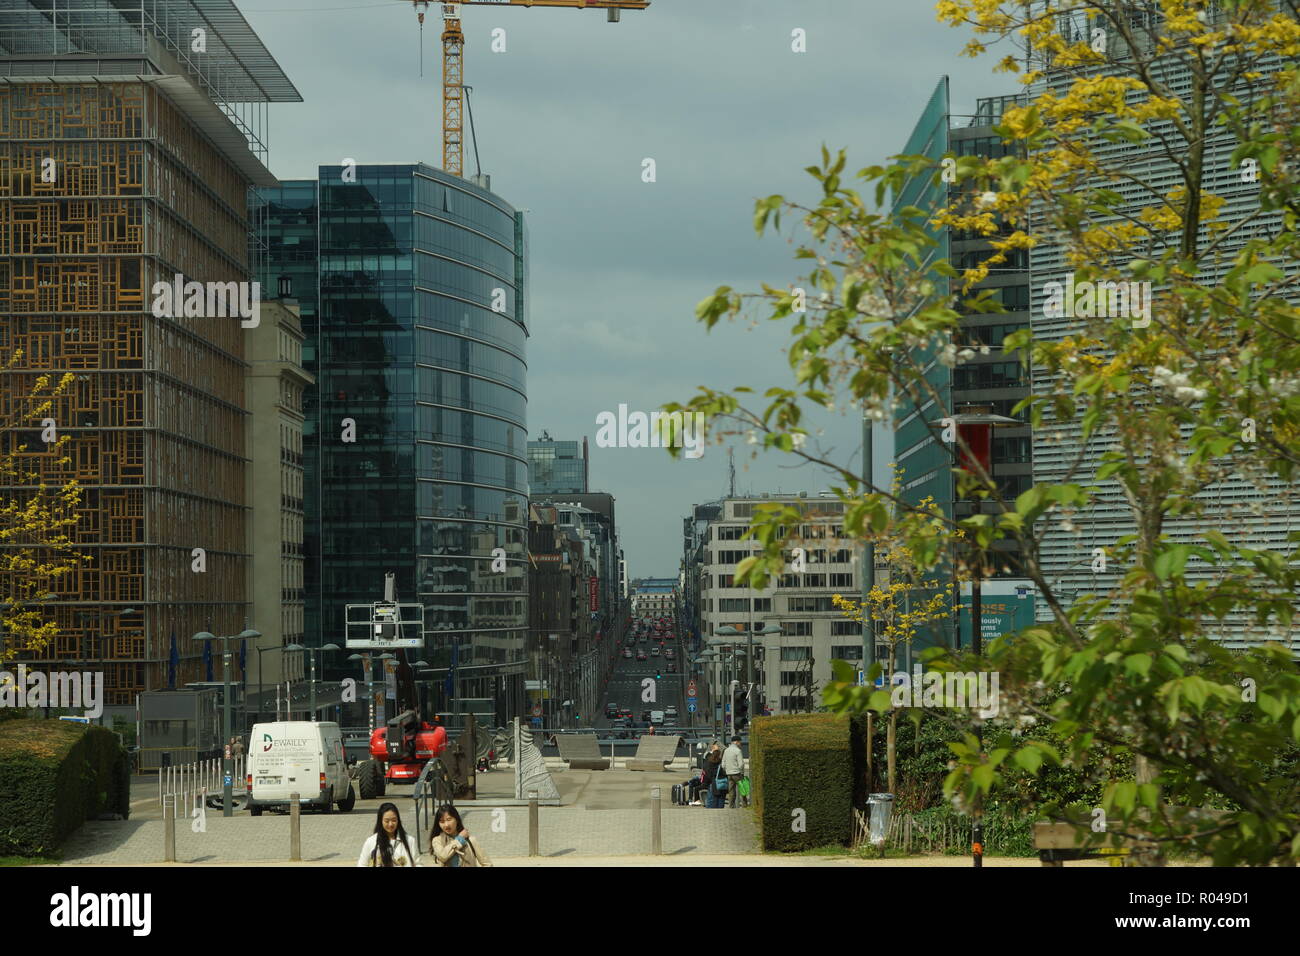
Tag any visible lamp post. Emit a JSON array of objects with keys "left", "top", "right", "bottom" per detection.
[
  {"left": 927, "top": 409, "right": 1020, "bottom": 869},
  {"left": 287, "top": 643, "right": 340, "bottom": 721},
  {"left": 194, "top": 628, "right": 260, "bottom": 817}
]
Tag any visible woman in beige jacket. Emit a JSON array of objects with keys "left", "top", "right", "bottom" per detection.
[{"left": 429, "top": 805, "right": 492, "bottom": 867}]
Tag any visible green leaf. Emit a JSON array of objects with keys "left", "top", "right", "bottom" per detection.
[
  {"left": 1124, "top": 653, "right": 1152, "bottom": 677},
  {"left": 1153, "top": 545, "right": 1190, "bottom": 581},
  {"left": 1013, "top": 746, "right": 1043, "bottom": 774}
]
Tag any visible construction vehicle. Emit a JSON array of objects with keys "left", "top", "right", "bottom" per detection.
[
  {"left": 409, "top": 0, "right": 650, "bottom": 177},
  {"left": 351, "top": 574, "right": 448, "bottom": 797}
]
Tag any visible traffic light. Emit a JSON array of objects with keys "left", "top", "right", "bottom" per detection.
[
  {"left": 656, "top": 671, "right": 662, "bottom": 680},
  {"left": 735, "top": 691, "right": 749, "bottom": 731}
]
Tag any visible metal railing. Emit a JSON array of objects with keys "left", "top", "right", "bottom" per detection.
[
  {"left": 412, "top": 758, "right": 456, "bottom": 848},
  {"left": 159, "top": 755, "right": 245, "bottom": 815}
]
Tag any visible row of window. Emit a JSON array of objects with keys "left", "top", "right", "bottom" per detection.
[
  {"left": 418, "top": 333, "right": 527, "bottom": 393},
  {"left": 952, "top": 361, "right": 1028, "bottom": 391}
]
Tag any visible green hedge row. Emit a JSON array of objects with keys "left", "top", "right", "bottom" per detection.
[
  {"left": 0, "top": 719, "right": 129, "bottom": 856},
  {"left": 751, "top": 714, "right": 854, "bottom": 851}
]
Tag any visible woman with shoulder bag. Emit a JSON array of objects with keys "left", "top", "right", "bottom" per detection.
[
  {"left": 429, "top": 804, "right": 493, "bottom": 867},
  {"left": 702, "top": 744, "right": 725, "bottom": 809}
]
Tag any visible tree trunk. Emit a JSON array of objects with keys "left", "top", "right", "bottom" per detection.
[{"left": 887, "top": 709, "right": 897, "bottom": 795}]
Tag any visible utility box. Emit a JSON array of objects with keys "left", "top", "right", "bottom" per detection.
[{"left": 139, "top": 690, "right": 220, "bottom": 771}]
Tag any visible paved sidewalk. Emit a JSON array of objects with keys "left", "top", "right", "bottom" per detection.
[
  {"left": 46, "top": 854, "right": 1112, "bottom": 867},
  {"left": 62, "top": 804, "right": 758, "bottom": 865}
]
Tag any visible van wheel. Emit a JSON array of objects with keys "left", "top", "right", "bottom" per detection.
[
  {"left": 250, "top": 806, "right": 262, "bottom": 817},
  {"left": 357, "top": 760, "right": 384, "bottom": 799},
  {"left": 338, "top": 784, "right": 356, "bottom": 812},
  {"left": 322, "top": 789, "right": 334, "bottom": 814}
]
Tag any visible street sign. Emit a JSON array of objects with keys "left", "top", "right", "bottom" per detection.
[
  {"left": 686, "top": 696, "right": 697, "bottom": 705},
  {"left": 223, "top": 775, "right": 232, "bottom": 787},
  {"left": 687, "top": 702, "right": 696, "bottom": 713},
  {"left": 686, "top": 679, "right": 697, "bottom": 697}
]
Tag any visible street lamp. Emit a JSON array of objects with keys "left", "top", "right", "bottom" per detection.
[
  {"left": 194, "top": 628, "right": 260, "bottom": 817},
  {"left": 287, "top": 643, "right": 341, "bottom": 722}
]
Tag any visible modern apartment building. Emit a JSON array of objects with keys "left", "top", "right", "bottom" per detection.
[
  {"left": 257, "top": 163, "right": 531, "bottom": 720},
  {"left": 688, "top": 494, "right": 862, "bottom": 716},
  {"left": 0, "top": 0, "right": 299, "bottom": 713}
]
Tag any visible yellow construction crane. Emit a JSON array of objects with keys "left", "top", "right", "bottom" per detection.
[{"left": 411, "top": 1, "right": 650, "bottom": 178}]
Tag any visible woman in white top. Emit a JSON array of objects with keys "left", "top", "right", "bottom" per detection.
[{"left": 357, "top": 802, "right": 421, "bottom": 867}]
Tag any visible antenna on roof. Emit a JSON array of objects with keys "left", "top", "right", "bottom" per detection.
[{"left": 728, "top": 447, "right": 736, "bottom": 498}]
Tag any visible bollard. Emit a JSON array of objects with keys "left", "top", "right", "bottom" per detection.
[
  {"left": 163, "top": 795, "right": 176, "bottom": 862},
  {"left": 651, "top": 787, "right": 662, "bottom": 855},
  {"left": 528, "top": 790, "right": 539, "bottom": 857},
  {"left": 289, "top": 793, "right": 301, "bottom": 862}
]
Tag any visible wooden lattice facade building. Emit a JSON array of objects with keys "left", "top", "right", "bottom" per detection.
[{"left": 0, "top": 1, "right": 300, "bottom": 711}]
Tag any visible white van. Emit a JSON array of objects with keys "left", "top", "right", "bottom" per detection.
[
  {"left": 245, "top": 721, "right": 355, "bottom": 815},
  {"left": 650, "top": 710, "right": 665, "bottom": 726}
]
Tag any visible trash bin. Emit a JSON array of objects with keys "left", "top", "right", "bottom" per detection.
[
  {"left": 867, "top": 792, "right": 894, "bottom": 847},
  {"left": 161, "top": 751, "right": 172, "bottom": 769}
]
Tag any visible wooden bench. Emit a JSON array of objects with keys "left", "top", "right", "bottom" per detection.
[
  {"left": 555, "top": 733, "right": 610, "bottom": 770},
  {"left": 626, "top": 734, "right": 681, "bottom": 771}
]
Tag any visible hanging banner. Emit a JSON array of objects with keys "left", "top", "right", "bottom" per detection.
[{"left": 589, "top": 577, "right": 599, "bottom": 612}]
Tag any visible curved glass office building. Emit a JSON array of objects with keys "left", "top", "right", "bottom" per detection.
[{"left": 259, "top": 164, "right": 529, "bottom": 720}]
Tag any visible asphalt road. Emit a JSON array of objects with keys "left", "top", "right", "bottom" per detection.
[{"left": 598, "top": 622, "right": 702, "bottom": 737}]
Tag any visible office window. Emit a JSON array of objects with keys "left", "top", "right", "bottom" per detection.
[
  {"left": 831, "top": 620, "right": 860, "bottom": 636},
  {"left": 831, "top": 645, "right": 864, "bottom": 661},
  {"left": 830, "top": 573, "right": 853, "bottom": 588},
  {"left": 753, "top": 598, "right": 772, "bottom": 613},
  {"left": 780, "top": 646, "right": 811, "bottom": 661}
]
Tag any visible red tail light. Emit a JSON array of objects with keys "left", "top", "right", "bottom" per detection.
[
  {"left": 246, "top": 774, "right": 252, "bottom": 791},
  {"left": 320, "top": 772, "right": 327, "bottom": 791}
]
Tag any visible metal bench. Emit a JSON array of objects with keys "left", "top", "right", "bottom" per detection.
[
  {"left": 626, "top": 734, "right": 681, "bottom": 771},
  {"left": 555, "top": 733, "right": 610, "bottom": 770}
]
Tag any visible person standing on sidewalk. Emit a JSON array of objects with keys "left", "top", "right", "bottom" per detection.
[{"left": 723, "top": 735, "right": 745, "bottom": 808}]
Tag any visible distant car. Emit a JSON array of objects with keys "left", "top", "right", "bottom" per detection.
[
  {"left": 623, "top": 649, "right": 633, "bottom": 658},
  {"left": 665, "top": 649, "right": 675, "bottom": 659},
  {"left": 641, "top": 710, "right": 651, "bottom": 722},
  {"left": 605, "top": 703, "right": 620, "bottom": 718},
  {"left": 668, "top": 663, "right": 677, "bottom": 673},
  {"left": 636, "top": 651, "right": 647, "bottom": 661},
  {"left": 651, "top": 646, "right": 661, "bottom": 656},
  {"left": 665, "top": 706, "right": 679, "bottom": 719}
]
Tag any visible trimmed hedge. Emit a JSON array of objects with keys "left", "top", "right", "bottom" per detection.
[
  {"left": 0, "top": 719, "right": 129, "bottom": 856},
  {"left": 752, "top": 713, "right": 854, "bottom": 851}
]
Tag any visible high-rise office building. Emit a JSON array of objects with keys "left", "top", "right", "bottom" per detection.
[
  {"left": 0, "top": 0, "right": 299, "bottom": 712},
  {"left": 258, "top": 164, "right": 530, "bottom": 720},
  {"left": 528, "top": 432, "right": 588, "bottom": 495},
  {"left": 1026, "top": 12, "right": 1295, "bottom": 644},
  {"left": 872, "top": 78, "right": 1034, "bottom": 658}
]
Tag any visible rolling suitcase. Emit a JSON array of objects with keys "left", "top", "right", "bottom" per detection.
[{"left": 672, "top": 783, "right": 685, "bottom": 805}]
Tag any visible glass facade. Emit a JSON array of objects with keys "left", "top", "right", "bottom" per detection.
[
  {"left": 528, "top": 438, "right": 588, "bottom": 495},
  {"left": 258, "top": 164, "right": 529, "bottom": 719}
]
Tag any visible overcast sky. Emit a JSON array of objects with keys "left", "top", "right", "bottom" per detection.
[{"left": 239, "top": 0, "right": 1004, "bottom": 578}]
